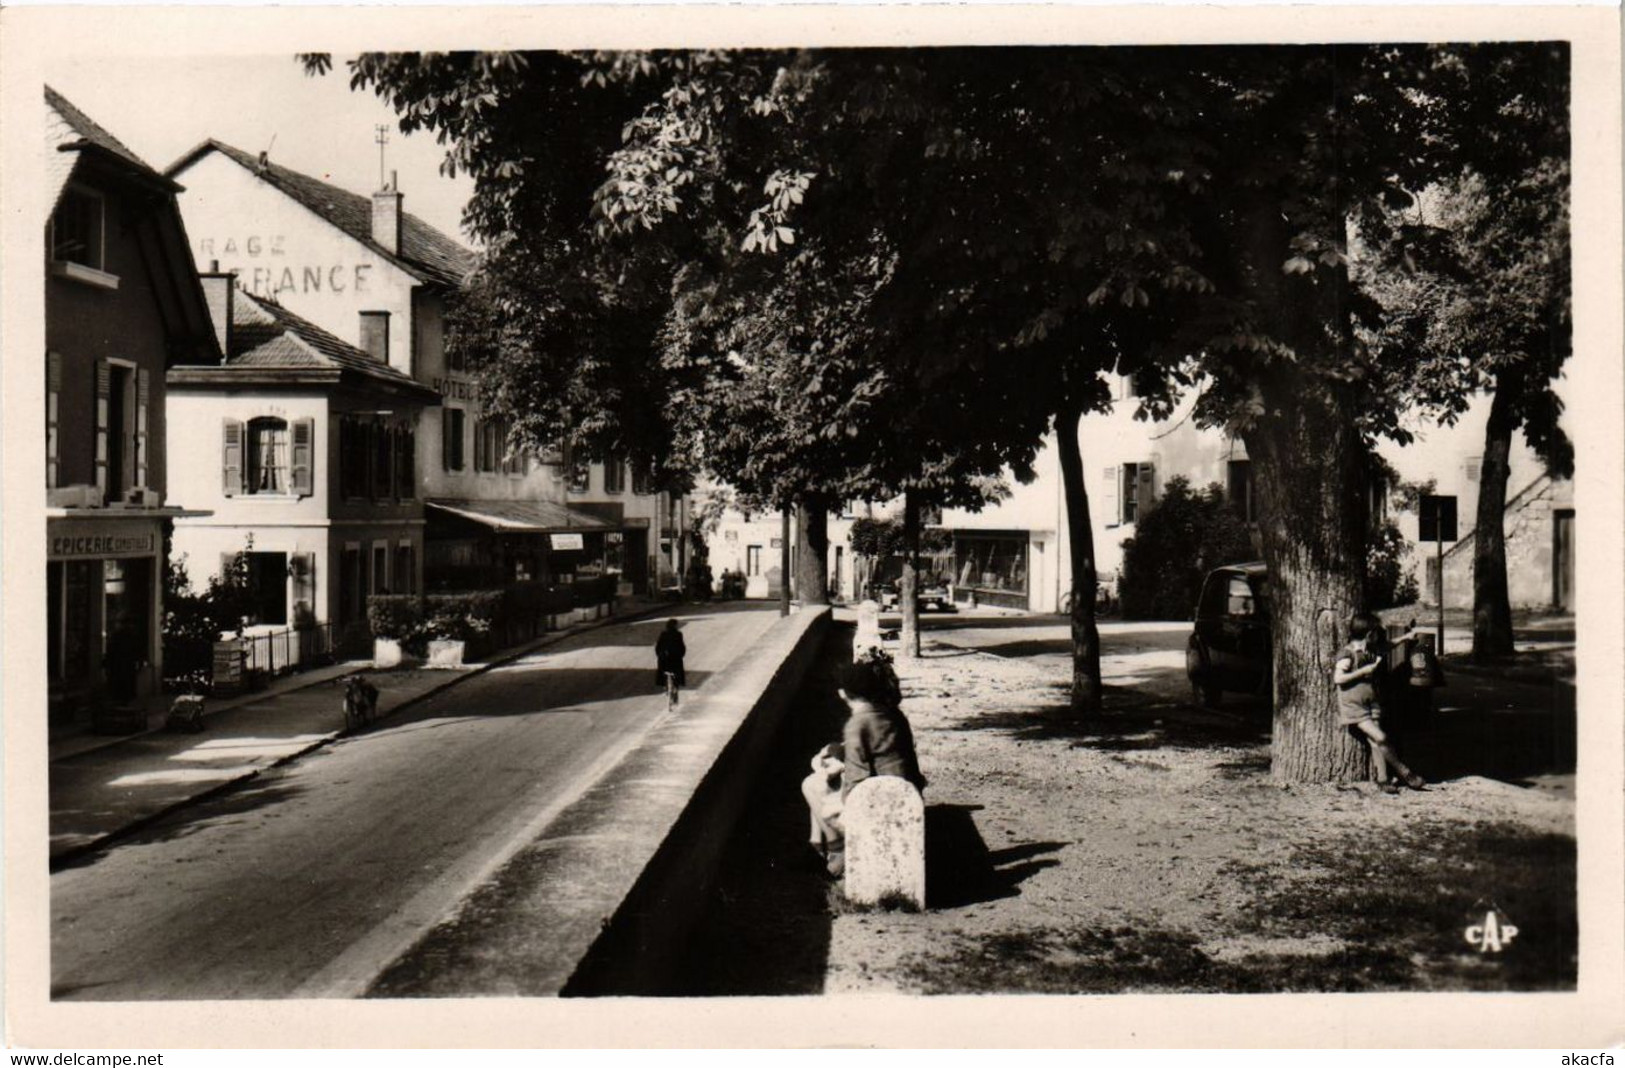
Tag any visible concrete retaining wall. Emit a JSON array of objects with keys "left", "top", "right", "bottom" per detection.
[
  {"left": 561, "top": 605, "right": 831, "bottom": 994},
  {"left": 365, "top": 604, "right": 833, "bottom": 996}
]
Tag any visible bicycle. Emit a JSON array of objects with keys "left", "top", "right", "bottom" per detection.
[{"left": 663, "top": 670, "right": 680, "bottom": 712}]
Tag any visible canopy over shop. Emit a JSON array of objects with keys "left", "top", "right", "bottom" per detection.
[{"left": 424, "top": 499, "right": 649, "bottom": 593}]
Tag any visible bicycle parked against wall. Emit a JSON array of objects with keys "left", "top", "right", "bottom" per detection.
[{"left": 342, "top": 673, "right": 379, "bottom": 731}]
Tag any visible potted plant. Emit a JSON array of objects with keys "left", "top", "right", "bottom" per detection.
[{"left": 368, "top": 595, "right": 423, "bottom": 670}]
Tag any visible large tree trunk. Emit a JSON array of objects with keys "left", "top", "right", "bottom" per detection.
[
  {"left": 1054, "top": 405, "right": 1102, "bottom": 714},
  {"left": 899, "top": 490, "right": 922, "bottom": 661},
  {"left": 1472, "top": 376, "right": 1519, "bottom": 660},
  {"left": 1234, "top": 200, "right": 1373, "bottom": 784},
  {"left": 796, "top": 497, "right": 830, "bottom": 607}
]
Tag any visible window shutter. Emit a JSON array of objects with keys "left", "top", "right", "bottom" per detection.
[
  {"left": 1101, "top": 466, "right": 1118, "bottom": 525},
  {"left": 291, "top": 417, "right": 314, "bottom": 496},
  {"left": 95, "top": 359, "right": 110, "bottom": 495},
  {"left": 135, "top": 368, "right": 150, "bottom": 489},
  {"left": 222, "top": 418, "right": 243, "bottom": 496},
  {"left": 291, "top": 553, "right": 316, "bottom": 618},
  {"left": 442, "top": 408, "right": 453, "bottom": 471},
  {"left": 1136, "top": 463, "right": 1156, "bottom": 518},
  {"left": 46, "top": 352, "right": 61, "bottom": 488},
  {"left": 402, "top": 424, "right": 416, "bottom": 498}
]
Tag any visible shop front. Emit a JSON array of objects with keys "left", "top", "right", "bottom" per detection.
[
  {"left": 47, "top": 514, "right": 172, "bottom": 729},
  {"left": 424, "top": 500, "right": 648, "bottom": 593},
  {"left": 953, "top": 530, "right": 1032, "bottom": 611}
]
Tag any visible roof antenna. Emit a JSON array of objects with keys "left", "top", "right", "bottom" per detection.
[{"left": 375, "top": 124, "right": 390, "bottom": 190}]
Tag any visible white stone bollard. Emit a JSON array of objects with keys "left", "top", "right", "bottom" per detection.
[
  {"left": 853, "top": 599, "right": 883, "bottom": 661},
  {"left": 373, "top": 638, "right": 404, "bottom": 670},
  {"left": 843, "top": 776, "right": 926, "bottom": 910}
]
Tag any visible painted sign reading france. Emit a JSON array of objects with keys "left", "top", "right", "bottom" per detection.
[{"left": 196, "top": 236, "right": 375, "bottom": 297}]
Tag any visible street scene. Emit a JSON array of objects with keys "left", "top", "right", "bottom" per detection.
[{"left": 30, "top": 36, "right": 1586, "bottom": 1017}]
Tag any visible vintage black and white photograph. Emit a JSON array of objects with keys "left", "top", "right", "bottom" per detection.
[{"left": 4, "top": 3, "right": 1622, "bottom": 1050}]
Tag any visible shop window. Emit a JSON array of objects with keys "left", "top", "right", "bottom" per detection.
[
  {"left": 1227, "top": 459, "right": 1257, "bottom": 523},
  {"left": 244, "top": 552, "right": 289, "bottom": 626},
  {"left": 51, "top": 187, "right": 106, "bottom": 271},
  {"left": 442, "top": 407, "right": 466, "bottom": 472},
  {"left": 955, "top": 536, "right": 1028, "bottom": 594}
]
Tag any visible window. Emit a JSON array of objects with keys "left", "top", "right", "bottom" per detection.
[
  {"left": 100, "top": 362, "right": 135, "bottom": 502},
  {"left": 51, "top": 187, "right": 105, "bottom": 271},
  {"left": 372, "top": 543, "right": 390, "bottom": 596},
  {"left": 244, "top": 552, "right": 289, "bottom": 626},
  {"left": 394, "top": 543, "right": 414, "bottom": 596},
  {"left": 1464, "top": 456, "right": 1481, "bottom": 483},
  {"left": 359, "top": 311, "right": 390, "bottom": 363},
  {"left": 475, "top": 418, "right": 514, "bottom": 474},
  {"left": 1225, "top": 576, "right": 1258, "bottom": 617},
  {"left": 604, "top": 453, "right": 626, "bottom": 494},
  {"left": 632, "top": 465, "right": 652, "bottom": 496},
  {"left": 46, "top": 352, "right": 61, "bottom": 487},
  {"left": 442, "top": 407, "right": 465, "bottom": 472},
  {"left": 1227, "top": 459, "right": 1257, "bottom": 523},
  {"left": 1117, "top": 461, "right": 1154, "bottom": 525},
  {"left": 372, "top": 422, "right": 395, "bottom": 497},
  {"left": 394, "top": 422, "right": 416, "bottom": 498},
  {"left": 567, "top": 450, "right": 590, "bottom": 493},
  {"left": 245, "top": 417, "right": 290, "bottom": 494},
  {"left": 746, "top": 545, "right": 763, "bottom": 576}
]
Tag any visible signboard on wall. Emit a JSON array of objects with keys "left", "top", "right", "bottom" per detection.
[
  {"left": 550, "top": 533, "right": 585, "bottom": 551},
  {"left": 48, "top": 519, "right": 158, "bottom": 560}
]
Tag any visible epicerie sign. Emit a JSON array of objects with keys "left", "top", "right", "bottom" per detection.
[
  {"left": 197, "top": 237, "right": 375, "bottom": 298},
  {"left": 50, "top": 531, "right": 156, "bottom": 559}
]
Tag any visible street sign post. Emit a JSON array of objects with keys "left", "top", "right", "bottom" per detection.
[{"left": 1418, "top": 494, "right": 1459, "bottom": 654}]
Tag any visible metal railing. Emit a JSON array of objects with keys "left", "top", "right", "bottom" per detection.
[{"left": 240, "top": 622, "right": 339, "bottom": 677}]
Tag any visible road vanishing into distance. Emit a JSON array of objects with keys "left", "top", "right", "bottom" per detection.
[{"left": 51, "top": 602, "right": 780, "bottom": 1001}]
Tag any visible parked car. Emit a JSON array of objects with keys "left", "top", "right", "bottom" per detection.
[
  {"left": 878, "top": 576, "right": 956, "bottom": 613},
  {"left": 1186, "top": 562, "right": 1271, "bottom": 708}
]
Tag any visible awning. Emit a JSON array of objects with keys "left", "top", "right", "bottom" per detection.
[{"left": 426, "top": 498, "right": 623, "bottom": 534}]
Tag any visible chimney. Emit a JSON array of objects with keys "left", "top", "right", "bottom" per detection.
[
  {"left": 359, "top": 311, "right": 390, "bottom": 363},
  {"left": 199, "top": 260, "right": 235, "bottom": 361},
  {"left": 372, "top": 170, "right": 402, "bottom": 255}
]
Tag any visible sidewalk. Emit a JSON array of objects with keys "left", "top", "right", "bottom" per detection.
[{"left": 49, "top": 598, "right": 672, "bottom": 867}]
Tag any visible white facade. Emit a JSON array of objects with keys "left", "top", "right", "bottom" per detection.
[{"left": 943, "top": 374, "right": 1567, "bottom": 615}]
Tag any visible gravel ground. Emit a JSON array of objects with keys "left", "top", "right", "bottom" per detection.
[{"left": 677, "top": 615, "right": 1577, "bottom": 995}]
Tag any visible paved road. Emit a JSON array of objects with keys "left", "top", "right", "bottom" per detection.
[{"left": 50, "top": 602, "right": 780, "bottom": 1001}]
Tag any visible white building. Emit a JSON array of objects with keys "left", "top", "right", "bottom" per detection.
[
  {"left": 943, "top": 375, "right": 1571, "bottom": 615},
  {"left": 166, "top": 141, "right": 681, "bottom": 594},
  {"left": 167, "top": 280, "right": 440, "bottom": 644}
]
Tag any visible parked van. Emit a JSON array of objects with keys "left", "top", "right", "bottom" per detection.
[{"left": 1186, "top": 562, "right": 1271, "bottom": 708}]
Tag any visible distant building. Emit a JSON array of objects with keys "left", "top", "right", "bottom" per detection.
[
  {"left": 165, "top": 141, "right": 680, "bottom": 595},
  {"left": 942, "top": 374, "right": 1572, "bottom": 615},
  {"left": 43, "top": 87, "right": 216, "bottom": 729},
  {"left": 167, "top": 280, "right": 441, "bottom": 639}
]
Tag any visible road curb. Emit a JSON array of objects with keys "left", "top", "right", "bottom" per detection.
[{"left": 48, "top": 601, "right": 676, "bottom": 871}]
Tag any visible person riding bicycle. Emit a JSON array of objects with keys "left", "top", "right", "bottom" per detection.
[{"left": 654, "top": 618, "right": 687, "bottom": 688}]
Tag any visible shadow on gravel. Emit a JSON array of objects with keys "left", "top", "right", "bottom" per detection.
[
  {"left": 660, "top": 624, "right": 857, "bottom": 995},
  {"left": 947, "top": 690, "right": 1272, "bottom": 755},
  {"left": 926, "top": 803, "right": 1064, "bottom": 909}
]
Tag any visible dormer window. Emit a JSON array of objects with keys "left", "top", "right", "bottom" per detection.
[
  {"left": 50, "top": 186, "right": 118, "bottom": 288},
  {"left": 52, "top": 187, "right": 104, "bottom": 269}
]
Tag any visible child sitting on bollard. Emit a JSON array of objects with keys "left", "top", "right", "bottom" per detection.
[
  {"left": 802, "top": 653, "right": 926, "bottom": 877},
  {"left": 1333, "top": 612, "right": 1428, "bottom": 794}
]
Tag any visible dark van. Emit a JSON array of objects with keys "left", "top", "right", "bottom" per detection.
[{"left": 1186, "top": 562, "right": 1271, "bottom": 708}]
